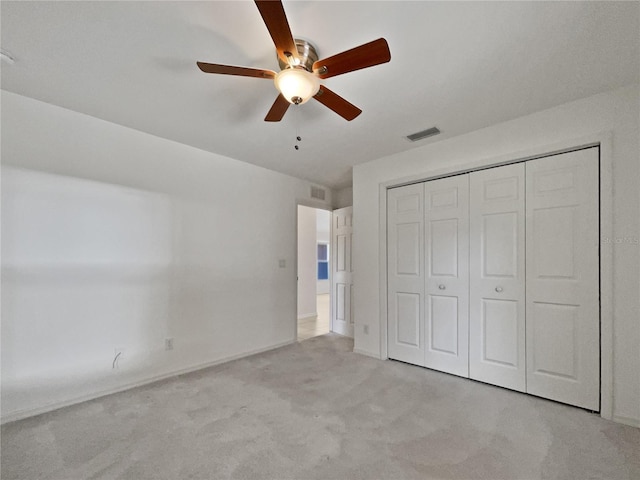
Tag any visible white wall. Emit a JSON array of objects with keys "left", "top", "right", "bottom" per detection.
[
  {"left": 0, "top": 91, "right": 333, "bottom": 422},
  {"left": 316, "top": 209, "right": 331, "bottom": 295},
  {"left": 297, "top": 207, "right": 331, "bottom": 307},
  {"left": 333, "top": 186, "right": 353, "bottom": 209},
  {"left": 352, "top": 84, "right": 640, "bottom": 427},
  {"left": 297, "top": 205, "right": 317, "bottom": 318}
]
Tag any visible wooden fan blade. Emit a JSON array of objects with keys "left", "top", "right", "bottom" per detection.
[
  {"left": 255, "top": 0, "right": 298, "bottom": 65},
  {"left": 265, "top": 94, "right": 291, "bottom": 122},
  {"left": 313, "top": 38, "right": 391, "bottom": 79},
  {"left": 313, "top": 86, "right": 362, "bottom": 121},
  {"left": 197, "top": 62, "right": 276, "bottom": 79}
]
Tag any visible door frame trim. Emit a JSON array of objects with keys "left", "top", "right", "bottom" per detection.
[{"left": 377, "top": 132, "right": 614, "bottom": 420}]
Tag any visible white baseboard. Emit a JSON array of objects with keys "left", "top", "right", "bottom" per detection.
[
  {"left": 1, "top": 339, "right": 295, "bottom": 425},
  {"left": 353, "top": 347, "right": 382, "bottom": 359},
  {"left": 297, "top": 312, "right": 318, "bottom": 320},
  {"left": 612, "top": 414, "right": 640, "bottom": 428}
]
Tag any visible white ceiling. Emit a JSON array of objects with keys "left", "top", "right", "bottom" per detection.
[{"left": 2, "top": 1, "right": 638, "bottom": 189}]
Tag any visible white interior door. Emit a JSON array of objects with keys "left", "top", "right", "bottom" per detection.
[
  {"left": 424, "top": 175, "right": 469, "bottom": 377},
  {"left": 331, "top": 206, "right": 353, "bottom": 337},
  {"left": 387, "top": 184, "right": 424, "bottom": 365},
  {"left": 525, "top": 148, "right": 600, "bottom": 410},
  {"left": 469, "top": 163, "right": 526, "bottom": 392}
]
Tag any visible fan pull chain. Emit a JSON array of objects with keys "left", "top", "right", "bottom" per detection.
[{"left": 294, "top": 106, "right": 302, "bottom": 150}]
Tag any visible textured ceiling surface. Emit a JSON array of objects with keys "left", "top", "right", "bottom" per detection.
[{"left": 2, "top": 1, "right": 638, "bottom": 188}]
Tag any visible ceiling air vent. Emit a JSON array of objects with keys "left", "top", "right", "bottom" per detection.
[
  {"left": 310, "top": 186, "right": 326, "bottom": 201},
  {"left": 406, "top": 126, "right": 441, "bottom": 142}
]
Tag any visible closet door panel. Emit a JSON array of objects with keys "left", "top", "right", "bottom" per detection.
[
  {"left": 526, "top": 148, "right": 599, "bottom": 411},
  {"left": 470, "top": 164, "right": 526, "bottom": 391},
  {"left": 481, "top": 299, "right": 519, "bottom": 367},
  {"left": 424, "top": 175, "right": 469, "bottom": 377},
  {"left": 387, "top": 184, "right": 425, "bottom": 366}
]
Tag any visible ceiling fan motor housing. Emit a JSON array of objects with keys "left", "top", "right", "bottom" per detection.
[{"left": 278, "top": 38, "right": 318, "bottom": 72}]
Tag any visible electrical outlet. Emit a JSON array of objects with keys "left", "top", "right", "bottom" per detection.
[
  {"left": 363, "top": 325, "right": 369, "bottom": 335},
  {"left": 278, "top": 259, "right": 286, "bottom": 268},
  {"left": 165, "top": 338, "right": 174, "bottom": 351}
]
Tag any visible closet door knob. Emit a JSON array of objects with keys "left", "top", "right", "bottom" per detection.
[
  {"left": 438, "top": 284, "right": 446, "bottom": 290},
  {"left": 495, "top": 286, "right": 503, "bottom": 293}
]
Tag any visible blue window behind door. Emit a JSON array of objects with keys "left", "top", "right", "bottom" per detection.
[{"left": 317, "top": 243, "right": 329, "bottom": 280}]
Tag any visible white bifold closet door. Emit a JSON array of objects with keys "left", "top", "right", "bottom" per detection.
[
  {"left": 525, "top": 148, "right": 599, "bottom": 411},
  {"left": 388, "top": 176, "right": 469, "bottom": 375},
  {"left": 424, "top": 175, "right": 469, "bottom": 377},
  {"left": 469, "top": 163, "right": 526, "bottom": 392},
  {"left": 387, "top": 147, "right": 599, "bottom": 411},
  {"left": 387, "top": 183, "right": 425, "bottom": 366}
]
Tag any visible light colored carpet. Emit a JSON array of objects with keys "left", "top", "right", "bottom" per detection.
[{"left": 2, "top": 334, "right": 638, "bottom": 479}]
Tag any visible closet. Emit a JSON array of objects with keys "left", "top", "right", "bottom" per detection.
[{"left": 387, "top": 147, "right": 600, "bottom": 410}]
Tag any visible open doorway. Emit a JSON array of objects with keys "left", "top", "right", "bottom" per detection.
[{"left": 297, "top": 205, "right": 331, "bottom": 341}]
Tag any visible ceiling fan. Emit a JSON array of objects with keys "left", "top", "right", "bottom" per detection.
[{"left": 197, "top": 0, "right": 391, "bottom": 122}]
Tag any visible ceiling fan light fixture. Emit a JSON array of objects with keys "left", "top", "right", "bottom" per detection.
[
  {"left": 274, "top": 67, "right": 319, "bottom": 105},
  {"left": 197, "top": 1, "right": 391, "bottom": 121}
]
